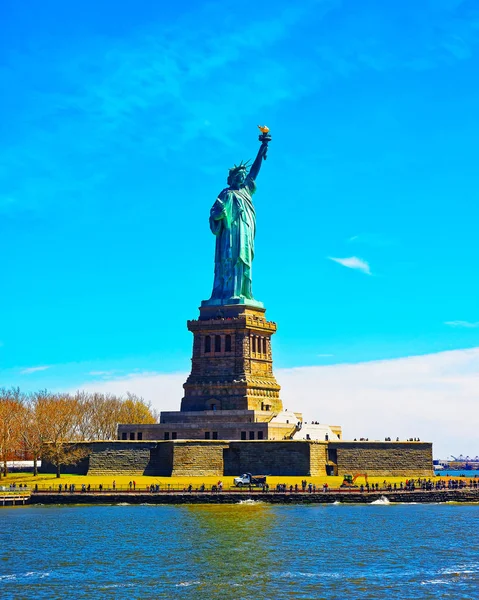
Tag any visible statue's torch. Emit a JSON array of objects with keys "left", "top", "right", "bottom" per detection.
[{"left": 258, "top": 125, "right": 271, "bottom": 160}]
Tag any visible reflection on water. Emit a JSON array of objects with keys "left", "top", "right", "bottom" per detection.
[
  {"left": 183, "top": 503, "right": 276, "bottom": 597},
  {"left": 2, "top": 503, "right": 479, "bottom": 599}
]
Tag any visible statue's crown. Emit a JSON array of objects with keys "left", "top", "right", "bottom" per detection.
[{"left": 229, "top": 160, "right": 250, "bottom": 175}]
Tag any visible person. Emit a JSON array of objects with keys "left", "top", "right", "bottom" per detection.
[
  {"left": 112, "top": 480, "right": 116, "bottom": 491},
  {"left": 133, "top": 480, "right": 136, "bottom": 491}
]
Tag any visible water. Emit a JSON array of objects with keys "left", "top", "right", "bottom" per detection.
[
  {"left": 435, "top": 470, "right": 479, "bottom": 478},
  {"left": 2, "top": 503, "right": 479, "bottom": 599}
]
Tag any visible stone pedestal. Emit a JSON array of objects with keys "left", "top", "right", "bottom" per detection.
[{"left": 180, "top": 304, "right": 282, "bottom": 414}]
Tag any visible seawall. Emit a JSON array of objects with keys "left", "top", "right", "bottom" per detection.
[{"left": 27, "top": 489, "right": 479, "bottom": 505}]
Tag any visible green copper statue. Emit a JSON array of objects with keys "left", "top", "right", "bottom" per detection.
[{"left": 203, "top": 127, "right": 271, "bottom": 307}]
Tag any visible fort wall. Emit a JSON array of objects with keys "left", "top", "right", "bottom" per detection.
[
  {"left": 171, "top": 441, "right": 228, "bottom": 477},
  {"left": 329, "top": 441, "right": 433, "bottom": 476},
  {"left": 40, "top": 440, "right": 433, "bottom": 477},
  {"left": 224, "top": 441, "right": 311, "bottom": 476}
]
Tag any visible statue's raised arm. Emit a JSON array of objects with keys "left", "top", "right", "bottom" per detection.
[{"left": 248, "top": 126, "right": 272, "bottom": 182}]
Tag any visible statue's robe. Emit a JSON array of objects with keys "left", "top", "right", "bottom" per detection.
[{"left": 209, "top": 177, "right": 257, "bottom": 302}]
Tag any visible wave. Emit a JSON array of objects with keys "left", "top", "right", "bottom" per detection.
[
  {"left": 370, "top": 496, "right": 390, "bottom": 505},
  {"left": 237, "top": 499, "right": 264, "bottom": 505},
  {"left": 100, "top": 583, "right": 136, "bottom": 589},
  {"left": 281, "top": 571, "right": 340, "bottom": 579},
  {"left": 176, "top": 581, "right": 201, "bottom": 587},
  {"left": 333, "top": 501, "right": 341, "bottom": 505},
  {"left": 0, "top": 571, "right": 50, "bottom": 582}
]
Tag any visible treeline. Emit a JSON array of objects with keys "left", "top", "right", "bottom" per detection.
[{"left": 0, "top": 388, "right": 158, "bottom": 477}]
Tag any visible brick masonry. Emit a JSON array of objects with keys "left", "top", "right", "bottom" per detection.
[
  {"left": 40, "top": 440, "right": 434, "bottom": 477},
  {"left": 224, "top": 441, "right": 312, "bottom": 476},
  {"left": 30, "top": 489, "right": 479, "bottom": 505},
  {"left": 182, "top": 305, "right": 282, "bottom": 414},
  {"left": 329, "top": 441, "right": 434, "bottom": 476},
  {"left": 171, "top": 441, "right": 228, "bottom": 477}
]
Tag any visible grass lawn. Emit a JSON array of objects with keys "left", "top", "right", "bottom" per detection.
[{"left": 1, "top": 471, "right": 451, "bottom": 493}]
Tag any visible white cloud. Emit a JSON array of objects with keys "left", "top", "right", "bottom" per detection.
[
  {"left": 76, "top": 371, "right": 185, "bottom": 409},
  {"left": 72, "top": 348, "right": 479, "bottom": 458},
  {"left": 445, "top": 321, "right": 479, "bottom": 328},
  {"left": 20, "top": 365, "right": 50, "bottom": 375},
  {"left": 329, "top": 256, "right": 372, "bottom": 275},
  {"left": 347, "top": 233, "right": 396, "bottom": 248},
  {"left": 317, "top": 354, "right": 334, "bottom": 357},
  {"left": 88, "top": 370, "right": 119, "bottom": 378}
]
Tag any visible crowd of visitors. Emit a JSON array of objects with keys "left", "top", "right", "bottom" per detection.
[{"left": 5, "top": 476, "right": 479, "bottom": 495}]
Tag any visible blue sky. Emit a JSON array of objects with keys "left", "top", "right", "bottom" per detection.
[{"left": 1, "top": 0, "right": 478, "bottom": 450}]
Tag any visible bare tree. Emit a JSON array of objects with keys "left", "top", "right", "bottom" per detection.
[
  {"left": 1, "top": 389, "right": 159, "bottom": 479},
  {"left": 16, "top": 391, "right": 49, "bottom": 476},
  {"left": 72, "top": 391, "right": 158, "bottom": 441},
  {"left": 87, "top": 393, "right": 123, "bottom": 440},
  {"left": 0, "top": 387, "right": 25, "bottom": 477},
  {"left": 37, "top": 393, "right": 89, "bottom": 478},
  {"left": 118, "top": 392, "right": 159, "bottom": 425}
]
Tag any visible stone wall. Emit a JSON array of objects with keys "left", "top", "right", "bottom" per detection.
[
  {"left": 171, "top": 441, "right": 228, "bottom": 477},
  {"left": 30, "top": 489, "right": 479, "bottom": 506},
  {"left": 40, "top": 440, "right": 434, "bottom": 477},
  {"left": 87, "top": 442, "right": 159, "bottom": 474},
  {"left": 224, "top": 441, "right": 312, "bottom": 476},
  {"left": 40, "top": 452, "right": 90, "bottom": 475},
  {"left": 329, "top": 441, "right": 434, "bottom": 476},
  {"left": 145, "top": 443, "right": 174, "bottom": 476},
  {"left": 309, "top": 442, "right": 328, "bottom": 476}
]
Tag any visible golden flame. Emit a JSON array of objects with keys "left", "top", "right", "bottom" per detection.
[{"left": 258, "top": 125, "right": 270, "bottom": 134}]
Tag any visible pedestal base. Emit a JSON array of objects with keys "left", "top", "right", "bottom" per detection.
[
  {"left": 182, "top": 303, "right": 282, "bottom": 414},
  {"left": 201, "top": 297, "right": 264, "bottom": 309}
]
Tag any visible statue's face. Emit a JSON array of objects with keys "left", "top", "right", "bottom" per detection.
[{"left": 228, "top": 170, "right": 246, "bottom": 188}]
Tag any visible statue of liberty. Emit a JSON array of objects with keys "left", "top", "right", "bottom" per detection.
[{"left": 203, "top": 127, "right": 271, "bottom": 307}]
